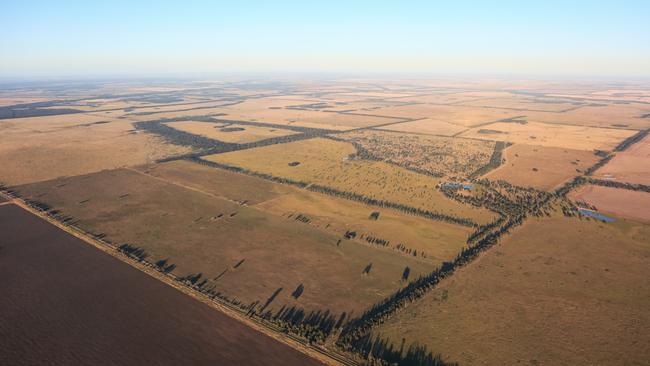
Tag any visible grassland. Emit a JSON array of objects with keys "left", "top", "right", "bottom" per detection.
[
  {"left": 484, "top": 144, "right": 600, "bottom": 190},
  {"left": 377, "top": 118, "right": 468, "bottom": 136},
  {"left": 163, "top": 120, "right": 298, "bottom": 143},
  {"left": 368, "top": 104, "right": 525, "bottom": 126},
  {"left": 138, "top": 160, "right": 474, "bottom": 264},
  {"left": 0, "top": 114, "right": 189, "bottom": 185},
  {"left": 371, "top": 213, "right": 650, "bottom": 366},
  {"left": 220, "top": 98, "right": 405, "bottom": 130},
  {"left": 460, "top": 121, "right": 635, "bottom": 150},
  {"left": 203, "top": 138, "right": 498, "bottom": 225},
  {"left": 13, "top": 168, "right": 435, "bottom": 317}
]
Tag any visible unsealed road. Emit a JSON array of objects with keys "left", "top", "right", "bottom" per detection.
[{"left": 0, "top": 203, "right": 324, "bottom": 366}]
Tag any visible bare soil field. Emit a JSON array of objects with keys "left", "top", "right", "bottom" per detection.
[
  {"left": 372, "top": 214, "right": 650, "bottom": 366},
  {"left": 14, "top": 168, "right": 435, "bottom": 316},
  {"left": 139, "top": 160, "right": 472, "bottom": 263},
  {"left": 0, "top": 115, "right": 189, "bottom": 185},
  {"left": 526, "top": 103, "right": 650, "bottom": 130},
  {"left": 338, "top": 129, "right": 496, "bottom": 178},
  {"left": 484, "top": 144, "right": 600, "bottom": 190},
  {"left": 204, "top": 138, "right": 498, "bottom": 225},
  {"left": 0, "top": 204, "right": 324, "bottom": 366},
  {"left": 163, "top": 120, "right": 298, "bottom": 143},
  {"left": 595, "top": 133, "right": 650, "bottom": 185},
  {"left": 569, "top": 185, "right": 650, "bottom": 222},
  {"left": 377, "top": 118, "right": 468, "bottom": 136},
  {"left": 460, "top": 121, "right": 634, "bottom": 150}
]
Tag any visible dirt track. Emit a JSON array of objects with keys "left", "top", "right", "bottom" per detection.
[{"left": 0, "top": 203, "right": 325, "bottom": 366}]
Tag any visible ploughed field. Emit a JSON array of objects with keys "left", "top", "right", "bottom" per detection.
[
  {"left": 0, "top": 204, "right": 324, "bottom": 366},
  {"left": 2, "top": 78, "right": 649, "bottom": 365}
]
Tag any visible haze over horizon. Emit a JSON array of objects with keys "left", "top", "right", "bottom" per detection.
[{"left": 2, "top": 0, "right": 650, "bottom": 79}]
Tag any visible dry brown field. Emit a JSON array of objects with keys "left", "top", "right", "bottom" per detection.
[
  {"left": 204, "top": 138, "right": 498, "bottom": 225},
  {"left": 0, "top": 114, "right": 189, "bottom": 185},
  {"left": 483, "top": 144, "right": 600, "bottom": 190},
  {"left": 368, "top": 104, "right": 524, "bottom": 125},
  {"left": 377, "top": 118, "right": 468, "bottom": 136},
  {"left": 460, "top": 121, "right": 635, "bottom": 150},
  {"left": 338, "top": 129, "right": 496, "bottom": 178},
  {"left": 163, "top": 121, "right": 298, "bottom": 143},
  {"left": 372, "top": 213, "right": 650, "bottom": 366},
  {"left": 140, "top": 160, "right": 473, "bottom": 264},
  {"left": 569, "top": 185, "right": 650, "bottom": 222},
  {"left": 457, "top": 95, "right": 584, "bottom": 112},
  {"left": 525, "top": 103, "right": 650, "bottom": 130},
  {"left": 14, "top": 168, "right": 436, "bottom": 316},
  {"left": 594, "top": 133, "right": 650, "bottom": 185}
]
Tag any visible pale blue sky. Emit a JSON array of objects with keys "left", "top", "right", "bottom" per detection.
[{"left": 1, "top": 0, "right": 649, "bottom": 78}]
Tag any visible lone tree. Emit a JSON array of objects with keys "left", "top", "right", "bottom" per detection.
[
  {"left": 292, "top": 283, "right": 304, "bottom": 299},
  {"left": 402, "top": 266, "right": 411, "bottom": 281}
]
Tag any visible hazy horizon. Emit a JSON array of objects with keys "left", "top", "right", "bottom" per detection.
[{"left": 3, "top": 0, "right": 650, "bottom": 79}]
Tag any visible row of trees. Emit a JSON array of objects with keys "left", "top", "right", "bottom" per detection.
[
  {"left": 614, "top": 128, "right": 650, "bottom": 152},
  {"left": 468, "top": 141, "right": 510, "bottom": 179}
]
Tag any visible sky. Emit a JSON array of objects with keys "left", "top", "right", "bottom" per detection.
[{"left": 1, "top": 0, "right": 649, "bottom": 78}]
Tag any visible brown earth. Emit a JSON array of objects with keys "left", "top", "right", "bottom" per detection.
[
  {"left": 0, "top": 203, "right": 324, "bottom": 366},
  {"left": 484, "top": 144, "right": 600, "bottom": 191},
  {"left": 595, "top": 133, "right": 650, "bottom": 185},
  {"left": 372, "top": 214, "right": 650, "bottom": 366},
  {"left": 569, "top": 184, "right": 650, "bottom": 222}
]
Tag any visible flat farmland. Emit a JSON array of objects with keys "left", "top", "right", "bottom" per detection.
[
  {"left": 569, "top": 185, "right": 650, "bottom": 222},
  {"left": 457, "top": 95, "right": 585, "bottom": 112},
  {"left": 0, "top": 204, "right": 324, "bottom": 366},
  {"left": 460, "top": 121, "right": 634, "bottom": 150},
  {"left": 14, "top": 168, "right": 435, "bottom": 316},
  {"left": 204, "top": 138, "right": 498, "bottom": 225},
  {"left": 368, "top": 104, "right": 525, "bottom": 125},
  {"left": 0, "top": 114, "right": 189, "bottom": 185},
  {"left": 163, "top": 120, "right": 298, "bottom": 143},
  {"left": 525, "top": 103, "right": 650, "bottom": 130},
  {"left": 220, "top": 98, "right": 404, "bottom": 130},
  {"left": 483, "top": 144, "right": 600, "bottom": 190},
  {"left": 594, "top": 133, "right": 650, "bottom": 185},
  {"left": 338, "top": 129, "right": 496, "bottom": 178},
  {"left": 138, "top": 160, "right": 473, "bottom": 264},
  {"left": 372, "top": 214, "right": 650, "bottom": 366},
  {"left": 377, "top": 118, "right": 468, "bottom": 136}
]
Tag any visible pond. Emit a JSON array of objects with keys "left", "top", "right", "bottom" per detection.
[
  {"left": 441, "top": 183, "right": 474, "bottom": 190},
  {"left": 578, "top": 208, "right": 615, "bottom": 222}
]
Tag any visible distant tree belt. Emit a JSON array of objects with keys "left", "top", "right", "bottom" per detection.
[
  {"left": 614, "top": 128, "right": 650, "bottom": 152},
  {"left": 190, "top": 157, "right": 478, "bottom": 227},
  {"left": 135, "top": 117, "right": 342, "bottom": 162},
  {"left": 587, "top": 178, "right": 650, "bottom": 193},
  {"left": 468, "top": 141, "right": 510, "bottom": 179},
  {"left": 0, "top": 100, "right": 84, "bottom": 119}
]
